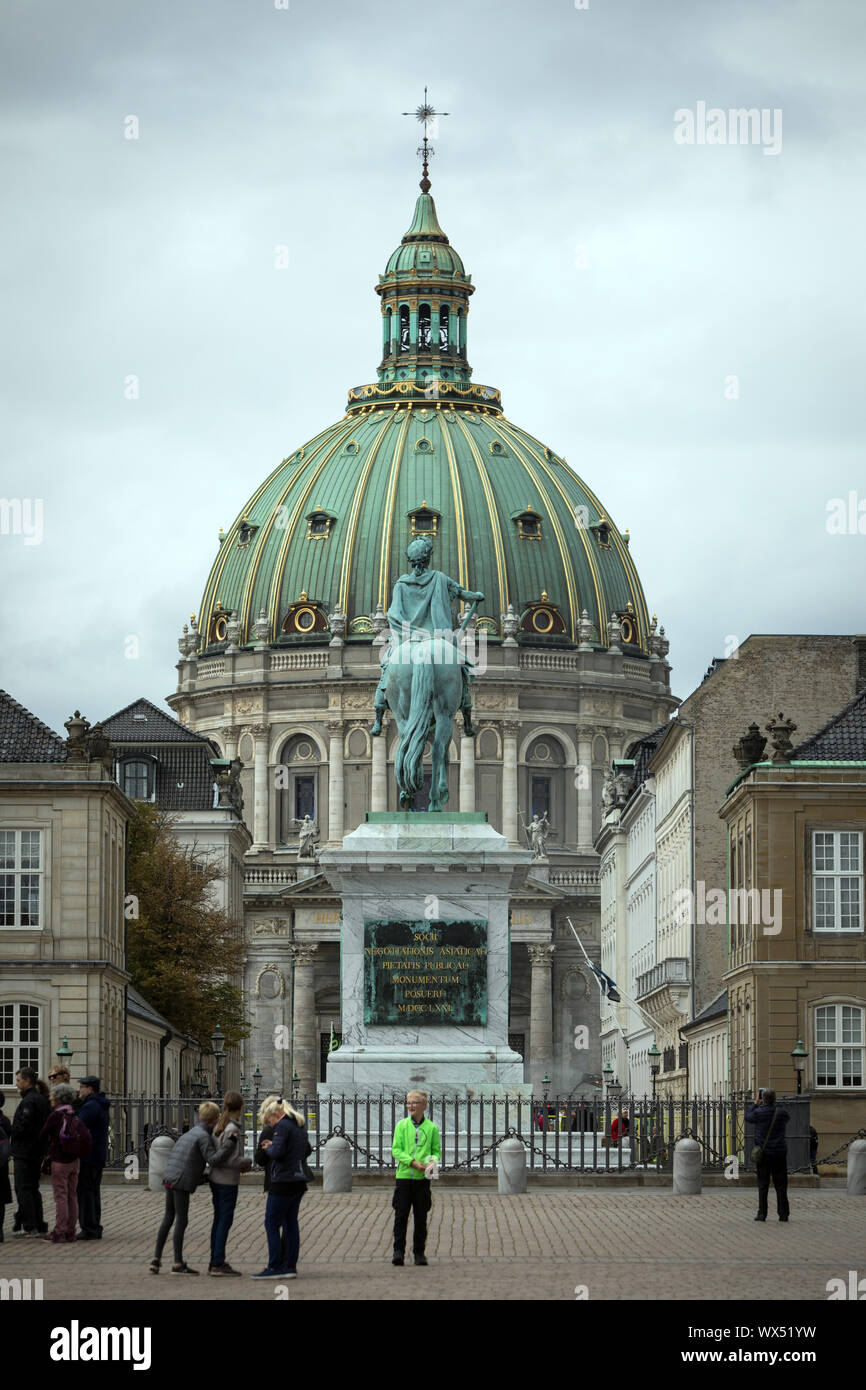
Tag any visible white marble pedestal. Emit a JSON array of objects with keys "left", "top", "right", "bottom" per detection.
[{"left": 318, "top": 813, "right": 530, "bottom": 1099}]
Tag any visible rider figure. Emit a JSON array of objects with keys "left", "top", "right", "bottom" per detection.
[{"left": 370, "top": 536, "right": 483, "bottom": 738}]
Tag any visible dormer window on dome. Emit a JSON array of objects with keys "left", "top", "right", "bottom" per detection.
[
  {"left": 617, "top": 603, "right": 639, "bottom": 646},
  {"left": 409, "top": 502, "right": 440, "bottom": 537},
  {"left": 237, "top": 516, "right": 259, "bottom": 548},
  {"left": 414, "top": 436, "right": 433, "bottom": 453},
  {"left": 513, "top": 507, "right": 543, "bottom": 541},
  {"left": 210, "top": 602, "right": 229, "bottom": 644},
  {"left": 306, "top": 508, "right": 336, "bottom": 541},
  {"left": 282, "top": 592, "right": 328, "bottom": 636},
  {"left": 590, "top": 520, "right": 612, "bottom": 549},
  {"left": 522, "top": 593, "right": 566, "bottom": 636}
]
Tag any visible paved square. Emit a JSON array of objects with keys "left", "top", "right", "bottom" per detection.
[{"left": 4, "top": 1183, "right": 863, "bottom": 1302}]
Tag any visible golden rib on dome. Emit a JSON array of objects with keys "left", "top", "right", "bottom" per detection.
[
  {"left": 569, "top": 472, "right": 650, "bottom": 648},
  {"left": 494, "top": 417, "right": 607, "bottom": 641},
  {"left": 486, "top": 416, "right": 581, "bottom": 637},
  {"left": 337, "top": 412, "right": 394, "bottom": 615},
  {"left": 259, "top": 418, "right": 359, "bottom": 637},
  {"left": 438, "top": 413, "right": 468, "bottom": 588},
  {"left": 376, "top": 409, "right": 413, "bottom": 606},
  {"left": 451, "top": 413, "right": 508, "bottom": 617}
]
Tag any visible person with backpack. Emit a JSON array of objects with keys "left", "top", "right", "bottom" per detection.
[
  {"left": 11, "top": 1067, "right": 50, "bottom": 1236},
  {"left": 39, "top": 1083, "right": 92, "bottom": 1243},
  {"left": 0, "top": 1091, "right": 12, "bottom": 1242},
  {"left": 150, "top": 1101, "right": 235, "bottom": 1275},
  {"left": 75, "top": 1076, "right": 110, "bottom": 1240},
  {"left": 207, "top": 1091, "right": 252, "bottom": 1276}
]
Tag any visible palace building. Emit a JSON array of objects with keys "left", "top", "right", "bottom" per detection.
[{"left": 166, "top": 165, "right": 678, "bottom": 1096}]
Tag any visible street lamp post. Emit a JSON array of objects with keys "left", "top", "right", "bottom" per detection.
[
  {"left": 791, "top": 1036, "right": 808, "bottom": 1095},
  {"left": 210, "top": 1023, "right": 226, "bottom": 1100},
  {"left": 648, "top": 1042, "right": 661, "bottom": 1101}
]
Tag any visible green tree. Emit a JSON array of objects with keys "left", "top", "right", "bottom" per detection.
[{"left": 127, "top": 803, "right": 248, "bottom": 1047}]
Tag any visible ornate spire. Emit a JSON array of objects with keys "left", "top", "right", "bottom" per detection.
[{"left": 402, "top": 87, "right": 449, "bottom": 193}]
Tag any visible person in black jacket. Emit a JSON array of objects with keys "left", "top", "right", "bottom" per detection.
[
  {"left": 76, "top": 1076, "right": 110, "bottom": 1240},
  {"left": 746, "top": 1089, "right": 791, "bottom": 1222},
  {"left": 252, "top": 1100, "right": 311, "bottom": 1280},
  {"left": 0, "top": 1091, "right": 12, "bottom": 1242},
  {"left": 11, "top": 1068, "right": 49, "bottom": 1236}
]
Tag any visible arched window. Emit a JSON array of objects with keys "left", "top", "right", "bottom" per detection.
[
  {"left": 121, "top": 759, "right": 152, "bottom": 800},
  {"left": 815, "top": 1003, "right": 865, "bottom": 1087},
  {"left": 277, "top": 736, "right": 321, "bottom": 845},
  {"left": 399, "top": 305, "right": 410, "bottom": 352},
  {"left": 439, "top": 305, "right": 450, "bottom": 350},
  {"left": 418, "top": 303, "right": 431, "bottom": 349},
  {"left": 524, "top": 736, "right": 565, "bottom": 846}
]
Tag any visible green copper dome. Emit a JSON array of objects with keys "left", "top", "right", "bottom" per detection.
[{"left": 195, "top": 184, "right": 650, "bottom": 655}]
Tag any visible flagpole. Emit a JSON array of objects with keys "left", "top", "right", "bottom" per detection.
[{"left": 565, "top": 917, "right": 658, "bottom": 1043}]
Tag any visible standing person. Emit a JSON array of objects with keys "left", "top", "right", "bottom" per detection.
[
  {"left": 254, "top": 1096, "right": 286, "bottom": 1270},
  {"left": 150, "top": 1101, "right": 234, "bottom": 1275},
  {"left": 252, "top": 1100, "right": 311, "bottom": 1280},
  {"left": 0, "top": 1091, "right": 12, "bottom": 1242},
  {"left": 47, "top": 1066, "right": 71, "bottom": 1088},
  {"left": 39, "top": 1083, "right": 92, "bottom": 1243},
  {"left": 746, "top": 1088, "right": 791, "bottom": 1222},
  {"left": 75, "top": 1077, "right": 110, "bottom": 1241},
  {"left": 208, "top": 1091, "right": 252, "bottom": 1276},
  {"left": 10, "top": 1067, "right": 49, "bottom": 1237},
  {"left": 809, "top": 1125, "right": 819, "bottom": 1175},
  {"left": 390, "top": 1090, "right": 441, "bottom": 1268},
  {"left": 610, "top": 1112, "right": 630, "bottom": 1144}
]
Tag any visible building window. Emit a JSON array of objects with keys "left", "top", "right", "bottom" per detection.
[
  {"left": 514, "top": 509, "right": 542, "bottom": 540},
  {"left": 399, "top": 305, "right": 410, "bottom": 352},
  {"left": 439, "top": 305, "right": 450, "bottom": 349},
  {"left": 813, "top": 831, "right": 863, "bottom": 932},
  {"left": 121, "top": 760, "right": 152, "bottom": 800},
  {"left": 306, "top": 510, "right": 334, "bottom": 540},
  {"left": 815, "top": 1004, "right": 864, "bottom": 1087},
  {"left": 0, "top": 1002, "right": 40, "bottom": 1083},
  {"left": 295, "top": 775, "right": 315, "bottom": 822},
  {"left": 530, "top": 775, "right": 551, "bottom": 819},
  {"left": 0, "top": 830, "right": 43, "bottom": 928},
  {"left": 418, "top": 303, "right": 431, "bottom": 349}
]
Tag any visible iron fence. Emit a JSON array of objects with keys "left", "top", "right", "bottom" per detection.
[{"left": 102, "top": 1093, "right": 810, "bottom": 1174}]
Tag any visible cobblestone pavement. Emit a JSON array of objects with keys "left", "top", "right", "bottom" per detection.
[{"left": 4, "top": 1185, "right": 863, "bottom": 1301}]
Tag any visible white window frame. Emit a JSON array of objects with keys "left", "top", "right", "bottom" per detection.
[
  {"left": 814, "top": 1002, "right": 865, "bottom": 1089},
  {"left": 0, "top": 828, "right": 44, "bottom": 929},
  {"left": 0, "top": 1001, "right": 42, "bottom": 1085},
  {"left": 812, "top": 830, "right": 863, "bottom": 933}
]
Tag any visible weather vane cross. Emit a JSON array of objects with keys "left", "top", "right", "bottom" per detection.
[{"left": 402, "top": 87, "right": 449, "bottom": 193}]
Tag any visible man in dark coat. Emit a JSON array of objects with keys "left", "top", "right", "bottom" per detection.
[
  {"left": 11, "top": 1068, "right": 49, "bottom": 1235},
  {"left": 76, "top": 1076, "right": 110, "bottom": 1240},
  {"left": 746, "top": 1088, "right": 791, "bottom": 1222}
]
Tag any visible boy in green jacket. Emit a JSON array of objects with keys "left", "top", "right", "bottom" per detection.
[{"left": 391, "top": 1090, "right": 441, "bottom": 1266}]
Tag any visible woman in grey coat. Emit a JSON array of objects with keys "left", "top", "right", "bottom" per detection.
[{"left": 150, "top": 1101, "right": 235, "bottom": 1274}]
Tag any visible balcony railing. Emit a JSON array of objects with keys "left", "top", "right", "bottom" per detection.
[{"left": 635, "top": 957, "right": 690, "bottom": 1000}]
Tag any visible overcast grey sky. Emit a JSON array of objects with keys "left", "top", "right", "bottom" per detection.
[{"left": 2, "top": 0, "right": 864, "bottom": 736}]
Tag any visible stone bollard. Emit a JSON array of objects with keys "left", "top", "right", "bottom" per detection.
[
  {"left": 148, "top": 1135, "right": 175, "bottom": 1192},
  {"left": 672, "top": 1137, "right": 702, "bottom": 1195},
  {"left": 498, "top": 1137, "right": 527, "bottom": 1195},
  {"left": 847, "top": 1138, "right": 866, "bottom": 1195},
  {"left": 323, "top": 1135, "right": 353, "bottom": 1193}
]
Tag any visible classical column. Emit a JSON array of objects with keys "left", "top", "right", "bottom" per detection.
[
  {"left": 577, "top": 731, "right": 594, "bottom": 850},
  {"left": 290, "top": 943, "right": 318, "bottom": 1098},
  {"left": 220, "top": 725, "right": 240, "bottom": 761},
  {"left": 527, "top": 943, "right": 555, "bottom": 1095},
  {"left": 501, "top": 720, "right": 519, "bottom": 843},
  {"left": 251, "top": 724, "right": 269, "bottom": 849},
  {"left": 459, "top": 733, "right": 475, "bottom": 812},
  {"left": 327, "top": 720, "right": 344, "bottom": 843},
  {"left": 371, "top": 724, "right": 388, "bottom": 813}
]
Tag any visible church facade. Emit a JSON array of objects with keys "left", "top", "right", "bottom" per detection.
[{"left": 166, "top": 173, "right": 678, "bottom": 1097}]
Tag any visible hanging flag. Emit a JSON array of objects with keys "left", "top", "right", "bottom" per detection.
[
  {"left": 590, "top": 962, "right": 621, "bottom": 1003},
  {"left": 328, "top": 1020, "right": 339, "bottom": 1053}
]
